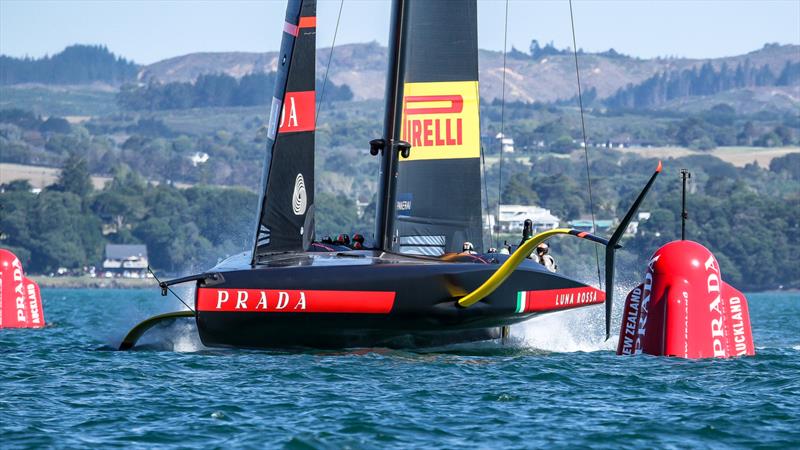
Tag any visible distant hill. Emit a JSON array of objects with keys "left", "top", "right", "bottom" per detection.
[
  {"left": 0, "top": 45, "right": 138, "bottom": 86},
  {"left": 2, "top": 42, "right": 797, "bottom": 113},
  {"left": 604, "top": 52, "right": 800, "bottom": 112},
  {"left": 138, "top": 42, "right": 800, "bottom": 105},
  {"left": 138, "top": 42, "right": 387, "bottom": 101}
]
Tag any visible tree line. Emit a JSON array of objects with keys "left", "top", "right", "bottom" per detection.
[
  {"left": 116, "top": 72, "right": 354, "bottom": 111},
  {"left": 1, "top": 146, "right": 797, "bottom": 290},
  {"left": 606, "top": 60, "right": 800, "bottom": 110},
  {"left": 0, "top": 45, "right": 138, "bottom": 85},
  {"left": 0, "top": 152, "right": 373, "bottom": 274},
  {"left": 528, "top": 39, "right": 629, "bottom": 60},
  {"left": 0, "top": 154, "right": 257, "bottom": 274},
  {"left": 478, "top": 101, "right": 797, "bottom": 153}
]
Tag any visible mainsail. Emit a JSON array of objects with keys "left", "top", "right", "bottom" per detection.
[
  {"left": 252, "top": 0, "right": 316, "bottom": 262},
  {"left": 395, "top": 0, "right": 484, "bottom": 255}
]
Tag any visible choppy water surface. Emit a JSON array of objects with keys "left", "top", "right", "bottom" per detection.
[{"left": 1, "top": 289, "right": 798, "bottom": 448}]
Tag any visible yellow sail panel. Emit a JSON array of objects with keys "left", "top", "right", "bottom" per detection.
[{"left": 400, "top": 81, "right": 480, "bottom": 161}]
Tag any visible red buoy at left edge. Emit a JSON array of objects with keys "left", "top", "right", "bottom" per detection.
[{"left": 0, "top": 248, "right": 46, "bottom": 329}]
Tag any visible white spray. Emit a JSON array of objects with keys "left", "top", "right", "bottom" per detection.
[{"left": 509, "top": 282, "right": 637, "bottom": 353}]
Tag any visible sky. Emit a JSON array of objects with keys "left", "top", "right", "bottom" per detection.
[{"left": 0, "top": 0, "right": 798, "bottom": 65}]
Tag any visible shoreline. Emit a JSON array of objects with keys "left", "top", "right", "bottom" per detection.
[
  {"left": 29, "top": 275, "right": 157, "bottom": 289},
  {"left": 27, "top": 275, "right": 798, "bottom": 295}
]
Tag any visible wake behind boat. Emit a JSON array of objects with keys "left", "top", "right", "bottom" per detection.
[{"left": 120, "top": 0, "right": 659, "bottom": 351}]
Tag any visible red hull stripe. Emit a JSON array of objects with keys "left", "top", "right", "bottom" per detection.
[
  {"left": 278, "top": 90, "right": 315, "bottom": 133},
  {"left": 518, "top": 286, "right": 605, "bottom": 313},
  {"left": 197, "top": 288, "right": 395, "bottom": 314},
  {"left": 299, "top": 16, "right": 316, "bottom": 28}
]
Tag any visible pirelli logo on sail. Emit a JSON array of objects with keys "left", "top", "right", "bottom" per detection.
[{"left": 400, "top": 81, "right": 480, "bottom": 161}]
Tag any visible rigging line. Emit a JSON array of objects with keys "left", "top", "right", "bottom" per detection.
[
  {"left": 147, "top": 266, "right": 195, "bottom": 314},
  {"left": 315, "top": 0, "right": 344, "bottom": 127},
  {"left": 496, "top": 0, "right": 509, "bottom": 248},
  {"left": 481, "top": 145, "right": 495, "bottom": 247},
  {"left": 474, "top": 76, "right": 494, "bottom": 248},
  {"left": 568, "top": 0, "right": 602, "bottom": 287}
]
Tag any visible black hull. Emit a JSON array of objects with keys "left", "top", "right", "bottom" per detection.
[
  {"left": 193, "top": 251, "right": 604, "bottom": 349},
  {"left": 199, "top": 315, "right": 500, "bottom": 349}
]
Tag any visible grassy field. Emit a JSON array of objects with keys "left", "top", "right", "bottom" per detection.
[
  {"left": 0, "top": 163, "right": 195, "bottom": 190},
  {"left": 0, "top": 163, "right": 112, "bottom": 190},
  {"left": 480, "top": 146, "right": 798, "bottom": 170},
  {"left": 0, "top": 84, "right": 118, "bottom": 117},
  {"left": 482, "top": 155, "right": 535, "bottom": 167},
  {"left": 619, "top": 146, "right": 800, "bottom": 168}
]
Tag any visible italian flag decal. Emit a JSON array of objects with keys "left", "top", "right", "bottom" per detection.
[{"left": 516, "top": 291, "right": 526, "bottom": 313}]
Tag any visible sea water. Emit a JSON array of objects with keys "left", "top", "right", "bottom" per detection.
[{"left": 1, "top": 289, "right": 798, "bottom": 448}]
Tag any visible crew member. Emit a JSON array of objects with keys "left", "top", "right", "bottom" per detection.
[
  {"left": 519, "top": 219, "right": 534, "bottom": 259},
  {"left": 536, "top": 242, "right": 557, "bottom": 273},
  {"left": 519, "top": 219, "right": 533, "bottom": 247},
  {"left": 352, "top": 234, "right": 365, "bottom": 250},
  {"left": 461, "top": 242, "right": 477, "bottom": 255}
]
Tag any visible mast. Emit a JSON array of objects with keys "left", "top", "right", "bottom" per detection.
[
  {"left": 681, "top": 168, "right": 690, "bottom": 240},
  {"left": 374, "top": 0, "right": 409, "bottom": 252},
  {"left": 374, "top": 0, "right": 481, "bottom": 255}
]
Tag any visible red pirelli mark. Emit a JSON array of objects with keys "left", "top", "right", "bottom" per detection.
[
  {"left": 279, "top": 90, "right": 315, "bottom": 133},
  {"left": 404, "top": 95, "right": 463, "bottom": 115},
  {"left": 197, "top": 288, "right": 395, "bottom": 314}
]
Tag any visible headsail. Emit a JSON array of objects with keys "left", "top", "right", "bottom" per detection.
[
  {"left": 395, "top": 0, "right": 483, "bottom": 255},
  {"left": 252, "top": 0, "right": 316, "bottom": 262}
]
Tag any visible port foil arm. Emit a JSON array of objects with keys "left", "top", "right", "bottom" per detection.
[
  {"left": 604, "top": 161, "right": 662, "bottom": 340},
  {"left": 118, "top": 310, "right": 195, "bottom": 351},
  {"left": 457, "top": 228, "right": 610, "bottom": 308}
]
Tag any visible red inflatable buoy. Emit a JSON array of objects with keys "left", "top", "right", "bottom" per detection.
[
  {"left": 617, "top": 240, "right": 754, "bottom": 358},
  {"left": 0, "top": 248, "right": 46, "bottom": 329}
]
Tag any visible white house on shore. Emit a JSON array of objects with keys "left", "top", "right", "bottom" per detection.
[
  {"left": 495, "top": 132, "right": 515, "bottom": 153},
  {"left": 497, "top": 205, "right": 560, "bottom": 233},
  {"left": 102, "top": 244, "right": 150, "bottom": 278}
]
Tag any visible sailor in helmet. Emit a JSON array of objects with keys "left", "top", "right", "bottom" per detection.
[
  {"left": 352, "top": 233, "right": 365, "bottom": 250},
  {"left": 535, "top": 242, "right": 557, "bottom": 273},
  {"left": 461, "top": 241, "right": 477, "bottom": 255},
  {"left": 519, "top": 219, "right": 535, "bottom": 259},
  {"left": 519, "top": 219, "right": 533, "bottom": 247}
]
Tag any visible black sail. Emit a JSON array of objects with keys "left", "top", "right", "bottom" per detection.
[
  {"left": 252, "top": 0, "right": 316, "bottom": 262},
  {"left": 395, "top": 0, "right": 483, "bottom": 256}
]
